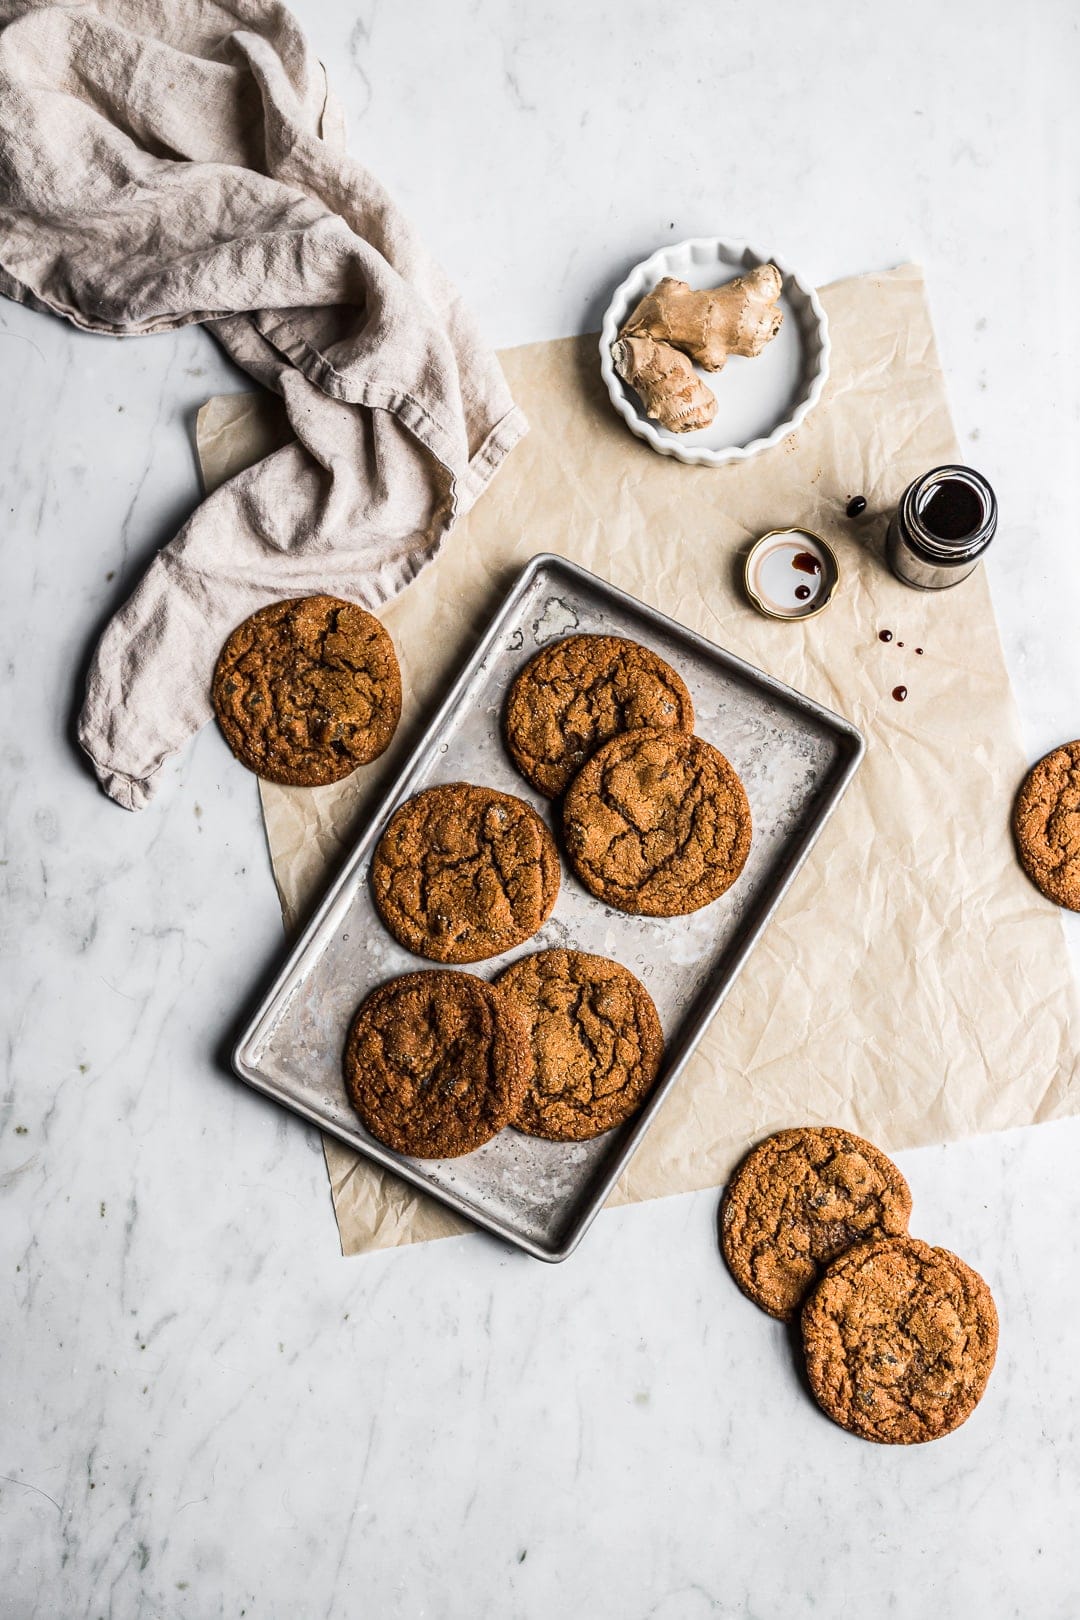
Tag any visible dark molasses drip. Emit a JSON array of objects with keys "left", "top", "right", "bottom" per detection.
[
  {"left": 879, "top": 630, "right": 893, "bottom": 642},
  {"left": 792, "top": 551, "right": 821, "bottom": 576},
  {"left": 794, "top": 584, "right": 812, "bottom": 601},
  {"left": 892, "top": 685, "right": 908, "bottom": 702}
]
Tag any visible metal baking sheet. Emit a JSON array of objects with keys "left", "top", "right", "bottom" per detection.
[{"left": 233, "top": 553, "right": 864, "bottom": 1262}]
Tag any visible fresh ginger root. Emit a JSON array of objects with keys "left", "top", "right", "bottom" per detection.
[
  {"left": 612, "top": 263, "right": 784, "bottom": 433},
  {"left": 610, "top": 333, "right": 717, "bottom": 433},
  {"left": 622, "top": 265, "right": 784, "bottom": 371}
]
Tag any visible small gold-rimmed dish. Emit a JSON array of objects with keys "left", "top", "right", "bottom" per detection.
[{"left": 744, "top": 528, "right": 839, "bottom": 621}]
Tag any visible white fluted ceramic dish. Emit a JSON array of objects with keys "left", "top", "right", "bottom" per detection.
[{"left": 598, "top": 237, "right": 830, "bottom": 466}]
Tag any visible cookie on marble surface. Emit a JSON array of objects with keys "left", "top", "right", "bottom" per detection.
[
  {"left": 505, "top": 634, "right": 694, "bottom": 798},
  {"left": 371, "top": 783, "right": 560, "bottom": 963},
  {"left": 801, "top": 1236, "right": 998, "bottom": 1444},
  {"left": 562, "top": 726, "right": 751, "bottom": 916},
  {"left": 497, "top": 948, "right": 663, "bottom": 1141},
  {"left": 720, "top": 1126, "right": 912, "bottom": 1321},
  {"left": 1013, "top": 740, "right": 1080, "bottom": 910},
  {"left": 343, "top": 970, "right": 531, "bottom": 1158},
  {"left": 212, "top": 595, "right": 401, "bottom": 786}
]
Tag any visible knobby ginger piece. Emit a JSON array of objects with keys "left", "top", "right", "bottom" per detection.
[
  {"left": 621, "top": 265, "right": 784, "bottom": 372},
  {"left": 611, "top": 334, "right": 717, "bottom": 433}
]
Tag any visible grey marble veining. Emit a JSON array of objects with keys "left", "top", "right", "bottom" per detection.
[{"left": 2, "top": 1, "right": 1080, "bottom": 1616}]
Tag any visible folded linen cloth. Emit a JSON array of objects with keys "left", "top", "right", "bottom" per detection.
[{"left": 0, "top": 0, "right": 526, "bottom": 809}]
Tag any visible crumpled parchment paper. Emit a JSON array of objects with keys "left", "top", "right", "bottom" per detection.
[{"left": 197, "top": 264, "right": 1080, "bottom": 1257}]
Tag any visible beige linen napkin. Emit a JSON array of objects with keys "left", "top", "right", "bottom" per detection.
[
  {"left": 199, "top": 266, "right": 1080, "bottom": 1257},
  {"left": 0, "top": 0, "right": 525, "bottom": 810}
]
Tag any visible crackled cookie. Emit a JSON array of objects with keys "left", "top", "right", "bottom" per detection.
[
  {"left": 212, "top": 595, "right": 401, "bottom": 786},
  {"left": 497, "top": 949, "right": 663, "bottom": 1141},
  {"left": 505, "top": 634, "right": 694, "bottom": 798},
  {"left": 371, "top": 783, "right": 560, "bottom": 963},
  {"left": 344, "top": 971, "right": 531, "bottom": 1158},
  {"left": 1013, "top": 740, "right": 1080, "bottom": 910},
  {"left": 801, "top": 1237, "right": 998, "bottom": 1444},
  {"left": 720, "top": 1127, "right": 912, "bottom": 1321},
  {"left": 562, "top": 727, "right": 751, "bottom": 915}
]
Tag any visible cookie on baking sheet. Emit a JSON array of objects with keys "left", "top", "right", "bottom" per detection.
[
  {"left": 212, "top": 595, "right": 401, "bottom": 787},
  {"left": 505, "top": 634, "right": 695, "bottom": 798},
  {"left": 343, "top": 971, "right": 531, "bottom": 1158},
  {"left": 562, "top": 727, "right": 751, "bottom": 916},
  {"left": 1013, "top": 740, "right": 1080, "bottom": 910},
  {"left": 801, "top": 1236, "right": 998, "bottom": 1444},
  {"left": 497, "top": 949, "right": 663, "bottom": 1141},
  {"left": 720, "top": 1126, "right": 912, "bottom": 1321},
  {"left": 371, "top": 783, "right": 560, "bottom": 963}
]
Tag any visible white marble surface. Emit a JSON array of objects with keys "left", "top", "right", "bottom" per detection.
[{"left": 3, "top": 1, "right": 1080, "bottom": 1615}]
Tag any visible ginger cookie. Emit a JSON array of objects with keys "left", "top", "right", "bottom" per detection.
[
  {"left": 720, "top": 1127, "right": 912, "bottom": 1321},
  {"left": 497, "top": 949, "right": 663, "bottom": 1141},
  {"left": 562, "top": 727, "right": 751, "bottom": 916},
  {"left": 212, "top": 595, "right": 401, "bottom": 787},
  {"left": 505, "top": 635, "right": 694, "bottom": 798},
  {"left": 371, "top": 783, "right": 560, "bottom": 963},
  {"left": 1013, "top": 740, "right": 1080, "bottom": 910},
  {"left": 343, "top": 971, "right": 531, "bottom": 1158},
  {"left": 801, "top": 1236, "right": 998, "bottom": 1444}
]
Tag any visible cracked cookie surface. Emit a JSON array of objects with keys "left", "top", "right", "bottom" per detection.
[
  {"left": 1013, "top": 740, "right": 1080, "bottom": 910},
  {"left": 498, "top": 949, "right": 663, "bottom": 1141},
  {"left": 371, "top": 783, "right": 560, "bottom": 963},
  {"left": 343, "top": 971, "right": 531, "bottom": 1158},
  {"left": 721, "top": 1126, "right": 912, "bottom": 1321},
  {"left": 212, "top": 595, "right": 401, "bottom": 786},
  {"left": 505, "top": 635, "right": 694, "bottom": 798},
  {"left": 562, "top": 727, "right": 751, "bottom": 915},
  {"left": 801, "top": 1236, "right": 998, "bottom": 1444}
]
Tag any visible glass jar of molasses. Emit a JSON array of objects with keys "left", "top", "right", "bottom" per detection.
[{"left": 885, "top": 464, "right": 997, "bottom": 589}]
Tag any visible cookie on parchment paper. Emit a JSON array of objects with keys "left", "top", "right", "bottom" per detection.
[{"left": 212, "top": 595, "right": 401, "bottom": 787}]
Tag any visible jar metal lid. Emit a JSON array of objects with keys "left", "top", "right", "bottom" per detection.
[{"left": 744, "top": 528, "right": 839, "bottom": 621}]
